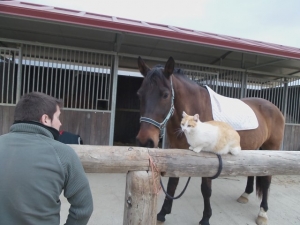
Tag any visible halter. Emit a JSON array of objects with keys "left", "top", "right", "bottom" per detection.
[{"left": 140, "top": 76, "right": 175, "bottom": 138}]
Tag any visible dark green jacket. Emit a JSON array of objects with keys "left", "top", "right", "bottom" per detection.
[{"left": 0, "top": 123, "right": 93, "bottom": 225}]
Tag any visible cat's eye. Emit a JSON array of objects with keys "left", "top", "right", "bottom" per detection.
[{"left": 187, "top": 125, "right": 191, "bottom": 127}]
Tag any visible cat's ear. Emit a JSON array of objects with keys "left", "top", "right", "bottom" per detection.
[
  {"left": 182, "top": 111, "right": 187, "bottom": 117},
  {"left": 193, "top": 114, "right": 199, "bottom": 122}
]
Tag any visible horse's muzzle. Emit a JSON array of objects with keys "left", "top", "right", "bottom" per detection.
[{"left": 136, "top": 125, "right": 160, "bottom": 148}]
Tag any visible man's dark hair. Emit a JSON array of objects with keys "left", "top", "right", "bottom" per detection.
[{"left": 14, "top": 92, "right": 62, "bottom": 122}]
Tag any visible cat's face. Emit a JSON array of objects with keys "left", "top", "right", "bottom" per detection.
[{"left": 181, "top": 111, "right": 199, "bottom": 134}]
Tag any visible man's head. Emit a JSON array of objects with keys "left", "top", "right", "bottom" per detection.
[{"left": 14, "top": 92, "right": 62, "bottom": 131}]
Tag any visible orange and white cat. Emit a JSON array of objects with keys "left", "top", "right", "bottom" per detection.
[{"left": 181, "top": 111, "right": 241, "bottom": 155}]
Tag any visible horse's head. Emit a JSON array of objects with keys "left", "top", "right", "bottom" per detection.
[{"left": 136, "top": 57, "right": 175, "bottom": 148}]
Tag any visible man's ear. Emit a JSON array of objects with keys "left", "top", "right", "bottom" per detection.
[{"left": 40, "top": 114, "right": 51, "bottom": 126}]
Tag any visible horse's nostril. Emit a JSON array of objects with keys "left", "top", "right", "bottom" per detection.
[
  {"left": 136, "top": 138, "right": 154, "bottom": 148},
  {"left": 146, "top": 139, "right": 154, "bottom": 148}
]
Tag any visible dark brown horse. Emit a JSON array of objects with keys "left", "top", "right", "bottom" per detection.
[{"left": 136, "top": 57, "right": 285, "bottom": 225}]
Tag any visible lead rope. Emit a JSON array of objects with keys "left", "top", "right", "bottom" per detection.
[
  {"left": 148, "top": 152, "right": 191, "bottom": 199},
  {"left": 160, "top": 177, "right": 191, "bottom": 200},
  {"left": 210, "top": 154, "right": 223, "bottom": 179},
  {"left": 148, "top": 152, "right": 222, "bottom": 199}
]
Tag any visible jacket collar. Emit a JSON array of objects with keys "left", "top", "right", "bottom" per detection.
[{"left": 12, "top": 121, "right": 60, "bottom": 140}]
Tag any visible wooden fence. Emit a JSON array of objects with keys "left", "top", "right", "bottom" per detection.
[{"left": 70, "top": 145, "right": 300, "bottom": 225}]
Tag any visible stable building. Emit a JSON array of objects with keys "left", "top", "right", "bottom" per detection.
[{"left": 1, "top": 0, "right": 300, "bottom": 149}]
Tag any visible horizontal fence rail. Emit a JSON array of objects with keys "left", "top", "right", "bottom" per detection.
[{"left": 71, "top": 145, "right": 300, "bottom": 177}]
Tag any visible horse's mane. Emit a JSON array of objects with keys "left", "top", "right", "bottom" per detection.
[
  {"left": 147, "top": 65, "right": 185, "bottom": 82},
  {"left": 146, "top": 65, "right": 201, "bottom": 88},
  {"left": 174, "top": 68, "right": 185, "bottom": 75}
]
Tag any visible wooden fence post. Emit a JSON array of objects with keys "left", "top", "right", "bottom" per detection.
[{"left": 123, "top": 171, "right": 159, "bottom": 225}]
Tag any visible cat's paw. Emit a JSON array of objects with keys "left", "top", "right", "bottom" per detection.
[
  {"left": 189, "top": 146, "right": 194, "bottom": 150},
  {"left": 193, "top": 147, "right": 202, "bottom": 153},
  {"left": 230, "top": 147, "right": 241, "bottom": 155}
]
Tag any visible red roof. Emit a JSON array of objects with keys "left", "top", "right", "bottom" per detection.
[{"left": 1, "top": 0, "right": 300, "bottom": 59}]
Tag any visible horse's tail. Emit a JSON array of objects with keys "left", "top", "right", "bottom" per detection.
[{"left": 256, "top": 176, "right": 271, "bottom": 198}]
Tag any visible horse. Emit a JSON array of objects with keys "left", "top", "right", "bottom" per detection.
[{"left": 135, "top": 56, "right": 285, "bottom": 225}]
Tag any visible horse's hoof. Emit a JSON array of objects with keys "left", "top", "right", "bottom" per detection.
[
  {"left": 199, "top": 218, "right": 210, "bottom": 225},
  {"left": 256, "top": 207, "right": 268, "bottom": 225},
  {"left": 157, "top": 213, "right": 166, "bottom": 222},
  {"left": 237, "top": 195, "right": 248, "bottom": 203},
  {"left": 237, "top": 192, "right": 249, "bottom": 204},
  {"left": 256, "top": 216, "right": 268, "bottom": 225}
]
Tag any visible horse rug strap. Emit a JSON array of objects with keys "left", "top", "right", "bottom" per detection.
[{"left": 205, "top": 85, "right": 258, "bottom": 130}]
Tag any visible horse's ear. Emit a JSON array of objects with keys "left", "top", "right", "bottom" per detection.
[
  {"left": 138, "top": 56, "right": 150, "bottom": 77},
  {"left": 193, "top": 114, "right": 199, "bottom": 122},
  {"left": 164, "top": 57, "right": 175, "bottom": 78}
]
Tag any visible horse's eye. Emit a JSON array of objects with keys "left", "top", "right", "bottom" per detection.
[{"left": 162, "top": 92, "right": 168, "bottom": 99}]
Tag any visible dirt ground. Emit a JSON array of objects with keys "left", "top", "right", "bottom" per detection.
[{"left": 60, "top": 174, "right": 300, "bottom": 225}]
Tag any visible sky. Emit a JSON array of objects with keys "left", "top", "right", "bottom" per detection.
[{"left": 20, "top": 0, "right": 300, "bottom": 48}]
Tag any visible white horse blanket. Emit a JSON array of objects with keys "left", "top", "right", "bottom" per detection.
[{"left": 205, "top": 85, "right": 258, "bottom": 130}]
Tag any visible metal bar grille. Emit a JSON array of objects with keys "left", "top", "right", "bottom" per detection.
[
  {"left": 1, "top": 45, "right": 299, "bottom": 124},
  {"left": 176, "top": 62, "right": 243, "bottom": 98},
  {"left": 19, "top": 44, "right": 113, "bottom": 111},
  {"left": 183, "top": 69, "right": 219, "bottom": 91},
  {"left": 285, "top": 78, "right": 300, "bottom": 123},
  {"left": 0, "top": 47, "right": 19, "bottom": 105},
  {"left": 175, "top": 61, "right": 299, "bottom": 124},
  {"left": 246, "top": 76, "right": 286, "bottom": 111}
]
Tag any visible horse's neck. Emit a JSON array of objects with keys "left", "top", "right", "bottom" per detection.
[
  {"left": 173, "top": 78, "right": 213, "bottom": 122},
  {"left": 166, "top": 77, "right": 213, "bottom": 148}
]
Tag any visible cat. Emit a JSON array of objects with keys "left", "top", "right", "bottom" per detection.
[{"left": 180, "top": 111, "right": 241, "bottom": 155}]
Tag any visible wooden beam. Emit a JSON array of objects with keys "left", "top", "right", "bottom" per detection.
[{"left": 71, "top": 145, "right": 300, "bottom": 177}]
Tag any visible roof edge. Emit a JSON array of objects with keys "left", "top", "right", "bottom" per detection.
[{"left": 1, "top": 1, "right": 300, "bottom": 60}]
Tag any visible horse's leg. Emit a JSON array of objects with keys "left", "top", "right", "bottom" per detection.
[
  {"left": 238, "top": 147, "right": 262, "bottom": 204},
  {"left": 254, "top": 135, "right": 283, "bottom": 225},
  {"left": 157, "top": 177, "right": 179, "bottom": 222},
  {"left": 255, "top": 176, "right": 271, "bottom": 225},
  {"left": 199, "top": 177, "right": 212, "bottom": 225},
  {"left": 237, "top": 176, "right": 254, "bottom": 204}
]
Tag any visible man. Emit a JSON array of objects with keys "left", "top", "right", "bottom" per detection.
[{"left": 0, "top": 92, "right": 93, "bottom": 225}]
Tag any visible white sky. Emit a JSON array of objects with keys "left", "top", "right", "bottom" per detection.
[{"left": 21, "top": 0, "right": 300, "bottom": 48}]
